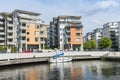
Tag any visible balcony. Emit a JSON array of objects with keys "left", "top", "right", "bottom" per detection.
[
  {"left": 0, "top": 32, "right": 5, "bottom": 35},
  {"left": 0, "top": 27, "right": 4, "bottom": 30},
  {"left": 7, "top": 35, "right": 13, "bottom": 38},
  {"left": 7, "top": 30, "right": 13, "bottom": 33},
  {"left": 40, "top": 28, "right": 44, "bottom": 31},
  {"left": 0, "top": 37, "right": 4, "bottom": 40},
  {"left": 20, "top": 33, "right": 26, "bottom": 36},
  {"left": 0, "top": 16, "right": 3, "bottom": 19},
  {"left": 21, "top": 40, "right": 26, "bottom": 43},
  {"left": 7, "top": 23, "right": 13, "bottom": 27},
  {"left": 41, "top": 41, "right": 45, "bottom": 44},
  {"left": 0, "top": 22, "right": 3, "bottom": 24},
  {"left": 21, "top": 26, "right": 26, "bottom": 30},
  {"left": 0, "top": 43, "right": 5, "bottom": 45},
  {"left": 7, "top": 42, "right": 14, "bottom": 45},
  {"left": 18, "top": 14, "right": 41, "bottom": 20},
  {"left": 7, "top": 17, "right": 12, "bottom": 21}
]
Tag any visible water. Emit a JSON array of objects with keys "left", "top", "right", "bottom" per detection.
[{"left": 0, "top": 60, "right": 120, "bottom": 80}]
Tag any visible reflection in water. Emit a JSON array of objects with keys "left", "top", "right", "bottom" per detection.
[{"left": 0, "top": 61, "right": 120, "bottom": 80}]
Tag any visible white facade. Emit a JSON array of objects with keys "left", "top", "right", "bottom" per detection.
[
  {"left": 92, "top": 28, "right": 103, "bottom": 49},
  {"left": 84, "top": 32, "right": 92, "bottom": 42}
]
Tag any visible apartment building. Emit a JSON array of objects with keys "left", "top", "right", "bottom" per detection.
[
  {"left": 91, "top": 28, "right": 103, "bottom": 49},
  {"left": 84, "top": 32, "right": 92, "bottom": 42},
  {"left": 49, "top": 16, "right": 83, "bottom": 51},
  {"left": 0, "top": 10, "right": 47, "bottom": 52},
  {"left": 118, "top": 22, "right": 120, "bottom": 51},
  {"left": 0, "top": 12, "right": 14, "bottom": 49},
  {"left": 103, "top": 22, "right": 119, "bottom": 51}
]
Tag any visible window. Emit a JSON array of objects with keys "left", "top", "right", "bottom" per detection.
[
  {"left": 27, "top": 38, "right": 29, "bottom": 41},
  {"left": 76, "top": 33, "right": 80, "bottom": 36},
  {"left": 40, "top": 37, "right": 44, "bottom": 41},
  {"left": 76, "top": 38, "right": 80, "bottom": 42},
  {"left": 35, "top": 38, "right": 39, "bottom": 42},
  {"left": 40, "top": 31, "right": 44, "bottom": 35},
  {"left": 68, "top": 38, "right": 71, "bottom": 42},
  {"left": 27, "top": 32, "right": 29, "bottom": 35},
  {"left": 22, "top": 23, "right": 26, "bottom": 26}
]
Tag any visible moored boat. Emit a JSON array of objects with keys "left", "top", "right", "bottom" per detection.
[{"left": 49, "top": 51, "right": 72, "bottom": 63}]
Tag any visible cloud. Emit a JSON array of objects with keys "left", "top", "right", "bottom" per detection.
[
  {"left": 85, "top": 0, "right": 119, "bottom": 16},
  {"left": 95, "top": 0, "right": 119, "bottom": 9}
]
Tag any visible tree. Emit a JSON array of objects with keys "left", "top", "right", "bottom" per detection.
[
  {"left": 99, "top": 37, "right": 112, "bottom": 50},
  {"left": 0, "top": 46, "right": 6, "bottom": 53},
  {"left": 11, "top": 46, "right": 17, "bottom": 53},
  {"left": 45, "top": 45, "right": 50, "bottom": 49},
  {"left": 90, "top": 40, "right": 96, "bottom": 50},
  {"left": 83, "top": 42, "right": 91, "bottom": 50},
  {"left": 84, "top": 40, "right": 96, "bottom": 51}
]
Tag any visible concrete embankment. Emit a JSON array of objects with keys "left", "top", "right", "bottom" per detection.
[
  {"left": 0, "top": 51, "right": 119, "bottom": 66},
  {"left": 101, "top": 52, "right": 120, "bottom": 60}
]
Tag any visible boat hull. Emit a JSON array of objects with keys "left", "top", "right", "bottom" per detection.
[{"left": 49, "top": 57, "right": 72, "bottom": 63}]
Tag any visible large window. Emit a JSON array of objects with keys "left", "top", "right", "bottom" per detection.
[
  {"left": 27, "top": 38, "right": 29, "bottom": 41},
  {"left": 35, "top": 38, "right": 39, "bottom": 42},
  {"left": 22, "top": 23, "right": 26, "bottom": 26},
  {"left": 40, "top": 37, "right": 44, "bottom": 41},
  {"left": 27, "top": 31, "right": 29, "bottom": 35},
  {"left": 40, "top": 31, "right": 44, "bottom": 35},
  {"left": 76, "top": 33, "right": 80, "bottom": 36}
]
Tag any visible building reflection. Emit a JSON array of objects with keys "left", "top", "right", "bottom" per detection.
[{"left": 71, "top": 63, "right": 83, "bottom": 80}]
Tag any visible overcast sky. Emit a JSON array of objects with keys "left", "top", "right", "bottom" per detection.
[{"left": 0, "top": 0, "right": 120, "bottom": 35}]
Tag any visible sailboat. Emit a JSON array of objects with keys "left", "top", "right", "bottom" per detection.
[{"left": 49, "top": 51, "right": 72, "bottom": 63}]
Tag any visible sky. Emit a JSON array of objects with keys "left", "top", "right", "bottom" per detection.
[{"left": 0, "top": 0, "right": 120, "bottom": 35}]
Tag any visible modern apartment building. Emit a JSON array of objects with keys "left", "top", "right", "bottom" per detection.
[
  {"left": 0, "top": 12, "right": 14, "bottom": 49},
  {"left": 91, "top": 28, "right": 103, "bottom": 49},
  {"left": 118, "top": 22, "right": 120, "bottom": 51},
  {"left": 103, "top": 22, "right": 119, "bottom": 51},
  {"left": 0, "top": 10, "right": 47, "bottom": 52},
  {"left": 84, "top": 32, "right": 92, "bottom": 42},
  {"left": 49, "top": 16, "right": 83, "bottom": 51}
]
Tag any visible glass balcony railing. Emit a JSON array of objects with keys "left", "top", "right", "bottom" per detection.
[
  {"left": 7, "top": 23, "right": 13, "bottom": 27},
  {"left": 0, "top": 27, "right": 4, "bottom": 30},
  {"left": 18, "top": 14, "right": 41, "bottom": 20},
  {"left": 7, "top": 18, "right": 12, "bottom": 21},
  {"left": 0, "top": 16, "right": 3, "bottom": 19},
  {"left": 0, "top": 37, "right": 4, "bottom": 40},
  {"left": 0, "top": 32, "right": 5, "bottom": 35},
  {"left": 0, "top": 22, "right": 3, "bottom": 24}
]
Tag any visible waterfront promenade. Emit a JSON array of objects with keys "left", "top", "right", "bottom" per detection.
[{"left": 0, "top": 51, "right": 120, "bottom": 66}]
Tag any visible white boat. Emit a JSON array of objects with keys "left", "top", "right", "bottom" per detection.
[{"left": 49, "top": 57, "right": 72, "bottom": 63}]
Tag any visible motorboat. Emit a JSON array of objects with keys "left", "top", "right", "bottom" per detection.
[{"left": 49, "top": 51, "right": 72, "bottom": 63}]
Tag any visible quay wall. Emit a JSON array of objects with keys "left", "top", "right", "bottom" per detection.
[{"left": 0, "top": 51, "right": 109, "bottom": 60}]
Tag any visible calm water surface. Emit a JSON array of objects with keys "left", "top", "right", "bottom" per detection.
[{"left": 0, "top": 60, "right": 120, "bottom": 80}]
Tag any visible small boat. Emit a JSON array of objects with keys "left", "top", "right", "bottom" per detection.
[{"left": 49, "top": 51, "right": 72, "bottom": 63}]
